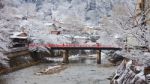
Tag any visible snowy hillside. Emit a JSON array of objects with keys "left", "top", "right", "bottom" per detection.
[
  {"left": 2, "top": 0, "right": 135, "bottom": 26},
  {"left": 1, "top": 0, "right": 148, "bottom": 67}
]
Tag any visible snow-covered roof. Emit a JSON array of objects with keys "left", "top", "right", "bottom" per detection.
[
  {"left": 44, "top": 23, "right": 53, "bottom": 26},
  {"left": 10, "top": 32, "right": 27, "bottom": 39},
  {"left": 11, "top": 14, "right": 23, "bottom": 18},
  {"left": 114, "top": 34, "right": 121, "bottom": 39},
  {"left": 74, "top": 36, "right": 88, "bottom": 39},
  {"left": 62, "top": 35, "right": 88, "bottom": 39}
]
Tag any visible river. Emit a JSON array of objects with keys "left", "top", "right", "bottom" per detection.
[{"left": 0, "top": 54, "right": 116, "bottom": 84}]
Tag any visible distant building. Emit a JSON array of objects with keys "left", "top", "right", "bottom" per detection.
[
  {"left": 82, "top": 27, "right": 94, "bottom": 34},
  {"left": 10, "top": 32, "right": 28, "bottom": 48},
  {"left": 51, "top": 31, "right": 61, "bottom": 35},
  {"left": 73, "top": 36, "right": 89, "bottom": 44}
]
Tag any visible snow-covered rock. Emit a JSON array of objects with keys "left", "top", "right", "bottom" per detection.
[{"left": 111, "top": 59, "right": 148, "bottom": 84}]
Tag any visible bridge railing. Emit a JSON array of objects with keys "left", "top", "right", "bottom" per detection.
[{"left": 28, "top": 43, "right": 115, "bottom": 48}]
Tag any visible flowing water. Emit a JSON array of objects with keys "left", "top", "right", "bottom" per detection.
[{"left": 0, "top": 55, "right": 116, "bottom": 84}]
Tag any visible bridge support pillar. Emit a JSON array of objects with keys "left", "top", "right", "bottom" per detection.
[
  {"left": 50, "top": 50, "right": 54, "bottom": 56},
  {"left": 62, "top": 50, "right": 69, "bottom": 63},
  {"left": 96, "top": 50, "right": 101, "bottom": 64}
]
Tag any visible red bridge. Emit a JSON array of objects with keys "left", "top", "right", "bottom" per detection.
[
  {"left": 29, "top": 43, "right": 121, "bottom": 50},
  {"left": 29, "top": 43, "right": 122, "bottom": 64}
]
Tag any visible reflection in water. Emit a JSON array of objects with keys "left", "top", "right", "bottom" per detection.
[
  {"left": 0, "top": 54, "right": 115, "bottom": 84},
  {"left": 69, "top": 55, "right": 97, "bottom": 64},
  {"left": 80, "top": 57, "right": 96, "bottom": 64},
  {"left": 0, "top": 78, "right": 7, "bottom": 84}
]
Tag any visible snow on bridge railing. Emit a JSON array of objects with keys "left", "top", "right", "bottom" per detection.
[{"left": 28, "top": 43, "right": 117, "bottom": 48}]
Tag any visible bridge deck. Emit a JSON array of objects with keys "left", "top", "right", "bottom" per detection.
[
  {"left": 50, "top": 47, "right": 121, "bottom": 50},
  {"left": 29, "top": 44, "right": 122, "bottom": 50}
]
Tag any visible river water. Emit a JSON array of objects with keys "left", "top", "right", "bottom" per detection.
[{"left": 0, "top": 54, "right": 116, "bottom": 84}]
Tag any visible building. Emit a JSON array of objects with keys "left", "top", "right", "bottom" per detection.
[
  {"left": 51, "top": 31, "right": 61, "bottom": 35},
  {"left": 10, "top": 32, "right": 28, "bottom": 48}
]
